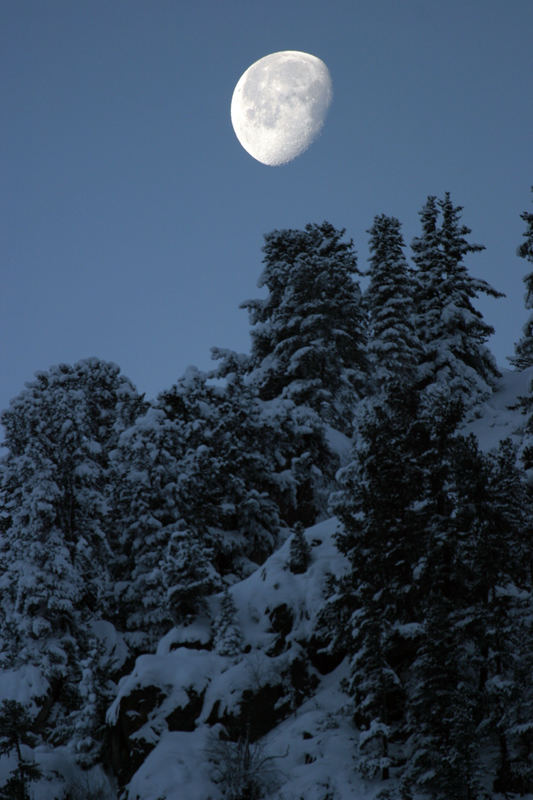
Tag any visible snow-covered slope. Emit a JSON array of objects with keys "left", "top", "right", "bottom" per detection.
[{"left": 107, "top": 517, "right": 351, "bottom": 799}]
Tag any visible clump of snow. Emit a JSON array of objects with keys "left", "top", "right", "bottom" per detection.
[
  {"left": 91, "top": 618, "right": 130, "bottom": 671},
  {"left": 156, "top": 617, "right": 212, "bottom": 656},
  {"left": 0, "top": 664, "right": 49, "bottom": 710},
  {"left": 107, "top": 648, "right": 221, "bottom": 730},
  {"left": 324, "top": 424, "right": 352, "bottom": 465}
]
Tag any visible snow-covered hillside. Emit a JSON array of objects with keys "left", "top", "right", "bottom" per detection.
[{"left": 108, "top": 517, "right": 352, "bottom": 799}]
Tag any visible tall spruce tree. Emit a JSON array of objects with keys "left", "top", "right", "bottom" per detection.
[
  {"left": 411, "top": 193, "right": 503, "bottom": 412},
  {"left": 365, "top": 214, "right": 421, "bottom": 391},
  {"left": 511, "top": 188, "right": 533, "bottom": 369},
  {"left": 510, "top": 190, "right": 533, "bottom": 475},
  {"left": 241, "top": 221, "right": 368, "bottom": 434},
  {"left": 0, "top": 362, "right": 141, "bottom": 639},
  {"left": 0, "top": 359, "right": 143, "bottom": 745},
  {"left": 213, "top": 587, "right": 243, "bottom": 658},
  {"left": 405, "top": 594, "right": 480, "bottom": 800},
  {"left": 477, "top": 439, "right": 533, "bottom": 793},
  {"left": 332, "top": 386, "right": 434, "bottom": 781},
  {"left": 159, "top": 364, "right": 282, "bottom": 563},
  {"left": 110, "top": 404, "right": 186, "bottom": 646},
  {"left": 161, "top": 528, "right": 219, "bottom": 625}
]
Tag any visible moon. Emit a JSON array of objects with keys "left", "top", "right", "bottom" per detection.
[{"left": 230, "top": 50, "right": 333, "bottom": 166}]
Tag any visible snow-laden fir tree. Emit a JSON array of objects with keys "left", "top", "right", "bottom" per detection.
[
  {"left": 161, "top": 528, "right": 219, "bottom": 625},
  {"left": 0, "top": 359, "right": 143, "bottom": 745},
  {"left": 159, "top": 364, "right": 282, "bottom": 566},
  {"left": 350, "top": 602, "right": 398, "bottom": 782},
  {"left": 510, "top": 190, "right": 533, "bottom": 475},
  {"left": 400, "top": 433, "right": 484, "bottom": 799},
  {"left": 69, "top": 637, "right": 114, "bottom": 768},
  {"left": 405, "top": 594, "right": 480, "bottom": 800},
  {"left": 214, "top": 227, "right": 357, "bottom": 527},
  {"left": 510, "top": 187, "right": 533, "bottom": 369},
  {"left": 110, "top": 404, "right": 186, "bottom": 646},
  {"left": 331, "top": 386, "right": 434, "bottom": 782},
  {"left": 257, "top": 391, "right": 336, "bottom": 528},
  {"left": 0, "top": 359, "right": 144, "bottom": 631},
  {"left": 171, "top": 363, "right": 280, "bottom": 562},
  {"left": 411, "top": 193, "right": 503, "bottom": 413},
  {"left": 0, "top": 700, "right": 41, "bottom": 800},
  {"left": 214, "top": 587, "right": 243, "bottom": 658},
  {"left": 0, "top": 444, "right": 84, "bottom": 677},
  {"left": 163, "top": 356, "right": 332, "bottom": 553},
  {"left": 468, "top": 438, "right": 533, "bottom": 793},
  {"left": 365, "top": 214, "right": 421, "bottom": 392},
  {"left": 288, "top": 522, "right": 311, "bottom": 574},
  {"left": 241, "top": 221, "right": 368, "bottom": 434}
]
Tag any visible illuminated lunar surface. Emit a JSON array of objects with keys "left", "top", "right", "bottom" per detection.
[{"left": 230, "top": 50, "right": 333, "bottom": 166}]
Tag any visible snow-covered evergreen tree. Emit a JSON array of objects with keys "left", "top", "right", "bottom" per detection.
[
  {"left": 113, "top": 359, "right": 294, "bottom": 642},
  {"left": 332, "top": 386, "right": 433, "bottom": 779},
  {"left": 0, "top": 359, "right": 143, "bottom": 745},
  {"left": 350, "top": 602, "right": 398, "bottom": 782},
  {"left": 510, "top": 191, "right": 533, "bottom": 477},
  {"left": 470, "top": 439, "right": 533, "bottom": 793},
  {"left": 0, "top": 700, "right": 41, "bottom": 800},
  {"left": 111, "top": 404, "right": 185, "bottom": 645},
  {"left": 411, "top": 193, "right": 503, "bottom": 412},
  {"left": 0, "top": 443, "right": 84, "bottom": 678},
  {"left": 288, "top": 522, "right": 311, "bottom": 574},
  {"left": 193, "top": 365, "right": 280, "bottom": 553},
  {"left": 511, "top": 188, "right": 533, "bottom": 369},
  {"left": 0, "top": 359, "right": 144, "bottom": 630},
  {"left": 405, "top": 595, "right": 480, "bottom": 800},
  {"left": 161, "top": 528, "right": 219, "bottom": 625},
  {"left": 365, "top": 214, "right": 421, "bottom": 391},
  {"left": 69, "top": 637, "right": 114, "bottom": 768},
  {"left": 214, "top": 587, "right": 243, "bottom": 658},
  {"left": 241, "top": 221, "right": 368, "bottom": 434},
  {"left": 162, "top": 357, "right": 334, "bottom": 556},
  {"left": 160, "top": 364, "right": 282, "bottom": 565},
  {"left": 257, "top": 392, "right": 337, "bottom": 528}
]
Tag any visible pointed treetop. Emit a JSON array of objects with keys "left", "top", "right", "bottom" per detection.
[{"left": 510, "top": 188, "right": 533, "bottom": 369}]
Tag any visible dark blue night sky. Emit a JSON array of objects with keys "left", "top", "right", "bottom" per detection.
[{"left": 2, "top": 0, "right": 532, "bottom": 412}]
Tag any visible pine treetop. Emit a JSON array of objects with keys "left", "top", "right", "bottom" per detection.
[{"left": 511, "top": 188, "right": 533, "bottom": 369}]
